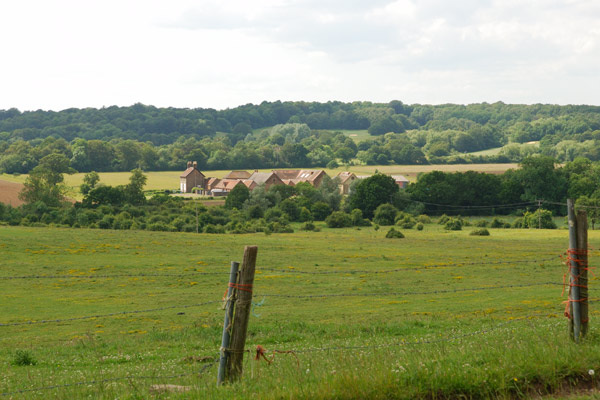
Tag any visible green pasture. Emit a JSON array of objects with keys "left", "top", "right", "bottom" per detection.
[{"left": 1, "top": 223, "right": 599, "bottom": 399}]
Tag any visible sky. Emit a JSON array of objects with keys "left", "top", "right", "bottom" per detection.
[{"left": 1, "top": 0, "right": 599, "bottom": 111}]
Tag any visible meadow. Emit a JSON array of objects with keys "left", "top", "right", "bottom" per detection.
[{"left": 1, "top": 222, "right": 599, "bottom": 399}]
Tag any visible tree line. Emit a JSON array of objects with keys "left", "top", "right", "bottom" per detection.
[
  {"left": 1, "top": 101, "right": 600, "bottom": 174},
  {"left": 2, "top": 155, "right": 600, "bottom": 233}
]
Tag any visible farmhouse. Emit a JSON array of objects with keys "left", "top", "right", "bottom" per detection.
[
  {"left": 337, "top": 171, "right": 357, "bottom": 194},
  {"left": 247, "top": 171, "right": 285, "bottom": 191},
  {"left": 391, "top": 175, "right": 410, "bottom": 189},
  {"left": 180, "top": 161, "right": 206, "bottom": 193},
  {"left": 272, "top": 170, "right": 327, "bottom": 187}
]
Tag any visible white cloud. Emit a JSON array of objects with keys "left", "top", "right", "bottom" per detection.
[{"left": 0, "top": 0, "right": 598, "bottom": 111}]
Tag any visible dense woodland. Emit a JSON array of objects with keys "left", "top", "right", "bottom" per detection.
[{"left": 1, "top": 101, "right": 600, "bottom": 174}]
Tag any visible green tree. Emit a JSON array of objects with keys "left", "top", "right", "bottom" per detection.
[
  {"left": 348, "top": 174, "right": 399, "bottom": 219},
  {"left": 19, "top": 154, "right": 74, "bottom": 207},
  {"left": 225, "top": 184, "right": 250, "bottom": 210},
  {"left": 124, "top": 169, "right": 147, "bottom": 205},
  {"left": 80, "top": 171, "right": 100, "bottom": 195}
]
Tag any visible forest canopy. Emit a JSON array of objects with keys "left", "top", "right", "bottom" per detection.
[{"left": 1, "top": 101, "right": 600, "bottom": 174}]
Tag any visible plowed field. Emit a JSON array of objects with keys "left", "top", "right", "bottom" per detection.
[{"left": 0, "top": 179, "right": 24, "bottom": 206}]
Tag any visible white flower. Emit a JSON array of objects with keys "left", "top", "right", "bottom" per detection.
[{"left": 589, "top": 369, "right": 595, "bottom": 376}]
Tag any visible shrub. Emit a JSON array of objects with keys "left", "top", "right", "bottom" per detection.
[
  {"left": 385, "top": 227, "right": 405, "bottom": 238},
  {"left": 470, "top": 228, "right": 490, "bottom": 236},
  {"left": 523, "top": 209, "right": 557, "bottom": 229},
  {"left": 416, "top": 223, "right": 424, "bottom": 231},
  {"left": 512, "top": 217, "right": 524, "bottom": 228},
  {"left": 325, "top": 211, "right": 352, "bottom": 228},
  {"left": 147, "top": 222, "right": 173, "bottom": 232},
  {"left": 300, "top": 221, "right": 320, "bottom": 231},
  {"left": 204, "top": 224, "right": 225, "bottom": 234},
  {"left": 490, "top": 217, "right": 511, "bottom": 229},
  {"left": 267, "top": 221, "right": 294, "bottom": 233},
  {"left": 474, "top": 219, "right": 489, "bottom": 227},
  {"left": 311, "top": 201, "right": 332, "bottom": 221},
  {"left": 12, "top": 350, "right": 37, "bottom": 366},
  {"left": 373, "top": 204, "right": 398, "bottom": 226},
  {"left": 438, "top": 214, "right": 450, "bottom": 225},
  {"left": 326, "top": 159, "right": 339, "bottom": 169},
  {"left": 350, "top": 209, "right": 371, "bottom": 227},
  {"left": 444, "top": 218, "right": 463, "bottom": 231},
  {"left": 265, "top": 208, "right": 283, "bottom": 222},
  {"left": 417, "top": 214, "right": 431, "bottom": 224},
  {"left": 299, "top": 207, "right": 313, "bottom": 222},
  {"left": 395, "top": 212, "right": 416, "bottom": 229}
]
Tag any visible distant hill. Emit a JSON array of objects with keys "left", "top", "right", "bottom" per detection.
[{"left": 1, "top": 101, "right": 599, "bottom": 174}]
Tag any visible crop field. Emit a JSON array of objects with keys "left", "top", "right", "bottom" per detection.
[{"left": 1, "top": 223, "right": 599, "bottom": 399}]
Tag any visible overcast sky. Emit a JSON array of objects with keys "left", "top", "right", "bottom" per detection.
[{"left": 1, "top": 0, "right": 599, "bottom": 111}]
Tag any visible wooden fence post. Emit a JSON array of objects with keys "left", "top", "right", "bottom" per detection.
[
  {"left": 567, "top": 199, "right": 582, "bottom": 342},
  {"left": 217, "top": 261, "right": 239, "bottom": 386},
  {"left": 226, "top": 245, "right": 258, "bottom": 382},
  {"left": 576, "top": 209, "right": 589, "bottom": 338}
]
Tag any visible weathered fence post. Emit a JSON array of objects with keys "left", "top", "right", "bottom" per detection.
[
  {"left": 576, "top": 209, "right": 589, "bottom": 338},
  {"left": 226, "top": 245, "right": 258, "bottom": 382},
  {"left": 567, "top": 199, "right": 582, "bottom": 341},
  {"left": 217, "top": 261, "right": 240, "bottom": 386}
]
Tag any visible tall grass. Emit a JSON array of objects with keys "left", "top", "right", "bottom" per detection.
[{"left": 0, "top": 224, "right": 598, "bottom": 398}]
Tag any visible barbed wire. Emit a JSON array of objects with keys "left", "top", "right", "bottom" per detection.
[
  {"left": 258, "top": 256, "right": 560, "bottom": 275},
  {"left": 0, "top": 361, "right": 216, "bottom": 397},
  {"left": 255, "top": 282, "right": 564, "bottom": 299},
  {"left": 0, "top": 300, "right": 222, "bottom": 327},
  {"left": 0, "top": 272, "right": 228, "bottom": 280}
]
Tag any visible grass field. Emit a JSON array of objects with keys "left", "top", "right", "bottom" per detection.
[{"left": 1, "top": 223, "right": 599, "bottom": 399}]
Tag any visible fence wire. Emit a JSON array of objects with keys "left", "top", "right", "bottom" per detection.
[
  {"left": 255, "top": 281, "right": 564, "bottom": 300},
  {"left": 0, "top": 361, "right": 216, "bottom": 397},
  {"left": 0, "top": 300, "right": 222, "bottom": 327}
]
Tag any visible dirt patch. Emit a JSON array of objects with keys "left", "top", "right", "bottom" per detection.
[{"left": 0, "top": 179, "right": 24, "bottom": 206}]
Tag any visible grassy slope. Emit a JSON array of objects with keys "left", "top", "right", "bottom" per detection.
[{"left": 1, "top": 224, "right": 599, "bottom": 398}]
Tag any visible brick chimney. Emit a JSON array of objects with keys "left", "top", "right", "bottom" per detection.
[
  {"left": 187, "top": 161, "right": 192, "bottom": 168},
  {"left": 193, "top": 161, "right": 198, "bottom": 169}
]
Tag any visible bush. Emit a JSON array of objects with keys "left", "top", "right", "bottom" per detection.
[
  {"left": 512, "top": 217, "right": 524, "bottom": 229},
  {"left": 490, "top": 217, "right": 510, "bottom": 229},
  {"left": 300, "top": 221, "right": 320, "bottom": 231},
  {"left": 147, "top": 222, "right": 173, "bottom": 232},
  {"left": 438, "top": 214, "right": 450, "bottom": 225},
  {"left": 385, "top": 227, "right": 405, "bottom": 238},
  {"left": 373, "top": 204, "right": 398, "bottom": 226},
  {"left": 267, "top": 221, "right": 294, "bottom": 233},
  {"left": 311, "top": 201, "right": 332, "bottom": 221},
  {"left": 444, "top": 218, "right": 463, "bottom": 231},
  {"left": 470, "top": 228, "right": 490, "bottom": 236},
  {"left": 523, "top": 209, "right": 557, "bottom": 229},
  {"left": 395, "top": 212, "right": 416, "bottom": 229},
  {"left": 325, "top": 211, "right": 352, "bottom": 228},
  {"left": 204, "top": 224, "right": 225, "bottom": 234},
  {"left": 12, "top": 350, "right": 37, "bottom": 366},
  {"left": 299, "top": 207, "right": 313, "bottom": 222},
  {"left": 326, "top": 159, "right": 339, "bottom": 169},
  {"left": 417, "top": 214, "right": 431, "bottom": 224},
  {"left": 350, "top": 209, "right": 371, "bottom": 227},
  {"left": 474, "top": 219, "right": 489, "bottom": 227},
  {"left": 416, "top": 223, "right": 424, "bottom": 231}
]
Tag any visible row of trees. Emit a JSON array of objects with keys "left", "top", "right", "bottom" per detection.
[{"left": 3, "top": 155, "right": 600, "bottom": 233}]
